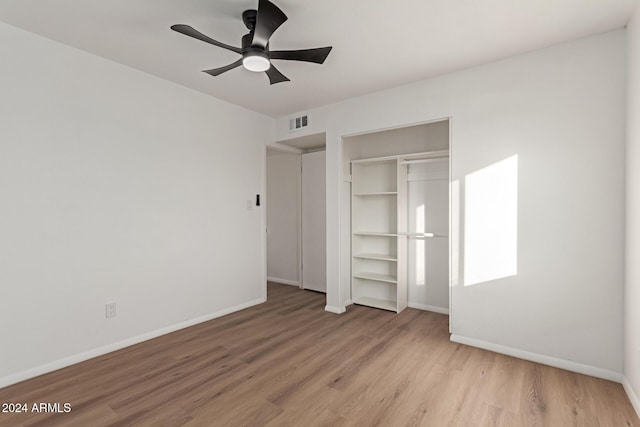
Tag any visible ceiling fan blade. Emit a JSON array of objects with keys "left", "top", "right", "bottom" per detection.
[
  {"left": 171, "top": 24, "right": 241, "bottom": 54},
  {"left": 203, "top": 59, "right": 243, "bottom": 77},
  {"left": 265, "top": 64, "right": 290, "bottom": 85},
  {"left": 270, "top": 47, "right": 333, "bottom": 64},
  {"left": 252, "top": 0, "right": 288, "bottom": 48}
]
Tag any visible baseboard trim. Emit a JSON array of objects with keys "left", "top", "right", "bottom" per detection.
[
  {"left": 450, "top": 334, "right": 623, "bottom": 383},
  {"left": 0, "top": 297, "right": 266, "bottom": 389},
  {"left": 325, "top": 305, "right": 346, "bottom": 314},
  {"left": 408, "top": 302, "right": 449, "bottom": 315},
  {"left": 266, "top": 277, "right": 300, "bottom": 287},
  {"left": 623, "top": 377, "right": 640, "bottom": 419}
]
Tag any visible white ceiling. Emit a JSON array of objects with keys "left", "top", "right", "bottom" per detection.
[{"left": 0, "top": 0, "right": 636, "bottom": 118}]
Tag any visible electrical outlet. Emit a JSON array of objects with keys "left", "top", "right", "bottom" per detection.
[{"left": 105, "top": 302, "right": 116, "bottom": 319}]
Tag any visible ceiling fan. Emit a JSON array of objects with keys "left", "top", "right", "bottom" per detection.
[{"left": 171, "top": 0, "right": 332, "bottom": 85}]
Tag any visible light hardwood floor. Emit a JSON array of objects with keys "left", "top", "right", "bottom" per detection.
[{"left": 0, "top": 282, "right": 638, "bottom": 426}]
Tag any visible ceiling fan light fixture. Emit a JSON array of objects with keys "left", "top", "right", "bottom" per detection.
[{"left": 242, "top": 53, "right": 270, "bottom": 72}]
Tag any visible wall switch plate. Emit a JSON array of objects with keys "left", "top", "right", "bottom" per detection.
[
  {"left": 105, "top": 302, "right": 116, "bottom": 319},
  {"left": 246, "top": 199, "right": 253, "bottom": 210}
]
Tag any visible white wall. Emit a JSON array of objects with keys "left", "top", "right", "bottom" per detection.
[
  {"left": 0, "top": 22, "right": 273, "bottom": 386},
  {"left": 266, "top": 150, "right": 301, "bottom": 285},
  {"left": 625, "top": 2, "right": 640, "bottom": 415},
  {"left": 277, "top": 30, "right": 626, "bottom": 377}
]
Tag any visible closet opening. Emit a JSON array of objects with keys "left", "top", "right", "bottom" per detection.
[{"left": 341, "top": 119, "right": 451, "bottom": 317}]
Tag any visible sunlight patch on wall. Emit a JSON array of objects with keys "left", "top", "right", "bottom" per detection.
[
  {"left": 464, "top": 155, "right": 518, "bottom": 286},
  {"left": 451, "top": 179, "right": 460, "bottom": 287}
]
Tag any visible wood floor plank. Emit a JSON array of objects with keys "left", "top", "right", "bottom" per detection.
[{"left": 0, "top": 282, "right": 638, "bottom": 426}]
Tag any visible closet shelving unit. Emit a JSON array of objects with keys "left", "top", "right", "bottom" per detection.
[
  {"left": 351, "top": 157, "right": 407, "bottom": 312},
  {"left": 350, "top": 150, "right": 448, "bottom": 313}
]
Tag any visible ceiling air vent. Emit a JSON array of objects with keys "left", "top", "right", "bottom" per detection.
[{"left": 289, "top": 114, "right": 308, "bottom": 132}]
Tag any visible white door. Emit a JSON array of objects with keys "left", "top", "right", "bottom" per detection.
[
  {"left": 407, "top": 158, "right": 449, "bottom": 311},
  {"left": 302, "top": 151, "right": 326, "bottom": 292}
]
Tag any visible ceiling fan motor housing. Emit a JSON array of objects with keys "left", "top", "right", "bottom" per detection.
[
  {"left": 241, "top": 31, "right": 270, "bottom": 72},
  {"left": 242, "top": 32, "right": 268, "bottom": 55}
]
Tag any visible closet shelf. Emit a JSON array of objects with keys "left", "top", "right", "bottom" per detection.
[
  {"left": 353, "top": 272, "right": 397, "bottom": 284},
  {"left": 353, "top": 253, "right": 397, "bottom": 262},
  {"left": 353, "top": 191, "right": 398, "bottom": 197}
]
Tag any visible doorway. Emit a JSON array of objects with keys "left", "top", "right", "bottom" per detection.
[{"left": 266, "top": 133, "right": 327, "bottom": 295}]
